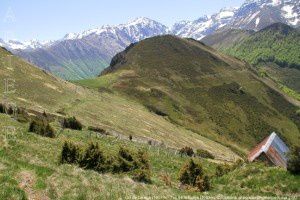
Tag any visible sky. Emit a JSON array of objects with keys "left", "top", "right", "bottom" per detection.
[{"left": 0, "top": 0, "right": 245, "bottom": 41}]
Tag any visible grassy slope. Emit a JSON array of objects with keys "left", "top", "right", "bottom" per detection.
[
  {"left": 52, "top": 58, "right": 109, "bottom": 81},
  {"left": 0, "top": 47, "right": 238, "bottom": 161},
  {"left": 78, "top": 35, "right": 300, "bottom": 153},
  {"left": 222, "top": 23, "right": 300, "bottom": 69},
  {"left": 218, "top": 24, "right": 300, "bottom": 95},
  {"left": 201, "top": 28, "right": 253, "bottom": 50},
  {"left": 1, "top": 114, "right": 299, "bottom": 199},
  {"left": 202, "top": 24, "right": 300, "bottom": 94}
]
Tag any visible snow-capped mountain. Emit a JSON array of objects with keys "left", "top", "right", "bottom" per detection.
[
  {"left": 172, "top": 7, "right": 237, "bottom": 40},
  {"left": 174, "top": 0, "right": 299, "bottom": 39},
  {"left": 10, "top": 17, "right": 169, "bottom": 80},
  {"left": 0, "top": 39, "right": 53, "bottom": 50},
  {"left": 231, "top": 0, "right": 299, "bottom": 30},
  {"left": 63, "top": 17, "right": 169, "bottom": 41}
]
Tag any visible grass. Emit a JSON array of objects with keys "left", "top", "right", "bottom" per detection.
[
  {"left": 0, "top": 114, "right": 299, "bottom": 199},
  {"left": 279, "top": 84, "right": 300, "bottom": 101},
  {"left": 212, "top": 162, "right": 300, "bottom": 196}
]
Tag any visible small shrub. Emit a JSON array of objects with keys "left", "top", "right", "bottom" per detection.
[
  {"left": 135, "top": 150, "right": 150, "bottom": 170},
  {"left": 17, "top": 108, "right": 30, "bottom": 123},
  {"left": 60, "top": 141, "right": 81, "bottom": 164},
  {"left": 179, "top": 159, "right": 210, "bottom": 192},
  {"left": 28, "top": 120, "right": 55, "bottom": 138},
  {"left": 132, "top": 169, "right": 152, "bottom": 183},
  {"left": 133, "top": 150, "right": 151, "bottom": 183},
  {"left": 179, "top": 159, "right": 203, "bottom": 186},
  {"left": 113, "top": 147, "right": 136, "bottom": 172},
  {"left": 287, "top": 146, "right": 300, "bottom": 175},
  {"left": 196, "top": 149, "right": 214, "bottom": 159},
  {"left": 195, "top": 175, "right": 210, "bottom": 192},
  {"left": 0, "top": 103, "right": 5, "bottom": 113},
  {"left": 79, "top": 143, "right": 107, "bottom": 172},
  {"left": 62, "top": 117, "right": 82, "bottom": 130},
  {"left": 179, "top": 147, "right": 194, "bottom": 157}
]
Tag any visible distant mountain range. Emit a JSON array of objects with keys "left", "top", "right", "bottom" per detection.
[{"left": 0, "top": 0, "right": 299, "bottom": 80}]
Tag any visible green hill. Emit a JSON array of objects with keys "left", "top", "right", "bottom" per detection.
[
  {"left": 202, "top": 23, "right": 300, "bottom": 94},
  {"left": 219, "top": 23, "right": 300, "bottom": 70},
  {"left": 0, "top": 47, "right": 237, "bottom": 160},
  {"left": 78, "top": 35, "right": 300, "bottom": 153}
]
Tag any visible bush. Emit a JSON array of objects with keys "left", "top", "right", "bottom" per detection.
[
  {"left": 287, "top": 146, "right": 300, "bottom": 175},
  {"left": 133, "top": 169, "right": 152, "bottom": 183},
  {"left": 195, "top": 175, "right": 210, "bottom": 192},
  {"left": 62, "top": 117, "right": 82, "bottom": 130},
  {"left": 60, "top": 141, "right": 81, "bottom": 164},
  {"left": 179, "top": 159, "right": 210, "bottom": 192},
  {"left": 113, "top": 147, "right": 136, "bottom": 172},
  {"left": 179, "top": 159, "right": 203, "bottom": 185},
  {"left": 79, "top": 143, "right": 107, "bottom": 172},
  {"left": 196, "top": 149, "right": 215, "bottom": 159},
  {"left": 0, "top": 103, "right": 5, "bottom": 113},
  {"left": 133, "top": 150, "right": 151, "bottom": 183},
  {"left": 135, "top": 150, "right": 150, "bottom": 170},
  {"left": 59, "top": 143, "right": 152, "bottom": 184},
  {"left": 215, "top": 164, "right": 232, "bottom": 177},
  {"left": 179, "top": 147, "right": 194, "bottom": 157},
  {"left": 28, "top": 120, "right": 55, "bottom": 138}
]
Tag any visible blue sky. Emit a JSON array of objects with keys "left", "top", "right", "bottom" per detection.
[{"left": 0, "top": 0, "right": 245, "bottom": 41}]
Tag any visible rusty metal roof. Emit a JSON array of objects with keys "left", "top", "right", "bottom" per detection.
[{"left": 248, "top": 132, "right": 289, "bottom": 168}]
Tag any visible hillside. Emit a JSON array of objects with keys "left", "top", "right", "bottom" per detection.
[
  {"left": 202, "top": 23, "right": 300, "bottom": 93},
  {"left": 222, "top": 23, "right": 300, "bottom": 70},
  {"left": 1, "top": 113, "right": 299, "bottom": 199},
  {"left": 78, "top": 35, "right": 300, "bottom": 153},
  {"left": 0, "top": 46, "right": 238, "bottom": 161},
  {"left": 201, "top": 28, "right": 253, "bottom": 50}
]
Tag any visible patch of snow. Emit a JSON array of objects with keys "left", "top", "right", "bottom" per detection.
[
  {"left": 218, "top": 11, "right": 235, "bottom": 19},
  {"left": 282, "top": 5, "right": 297, "bottom": 18},
  {"left": 289, "top": 18, "right": 299, "bottom": 25},
  {"left": 255, "top": 17, "right": 260, "bottom": 27},
  {"left": 64, "top": 33, "right": 78, "bottom": 40}
]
